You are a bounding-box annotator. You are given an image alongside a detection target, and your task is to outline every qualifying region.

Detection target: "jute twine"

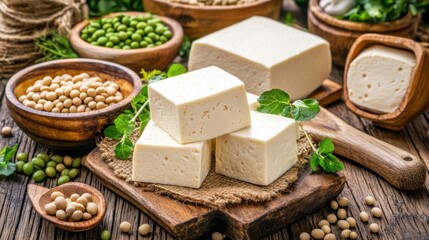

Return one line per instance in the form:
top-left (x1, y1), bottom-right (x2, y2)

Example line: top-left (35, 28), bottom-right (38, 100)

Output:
top-left (0, 0), bottom-right (88, 78)
top-left (98, 131), bottom-right (312, 209)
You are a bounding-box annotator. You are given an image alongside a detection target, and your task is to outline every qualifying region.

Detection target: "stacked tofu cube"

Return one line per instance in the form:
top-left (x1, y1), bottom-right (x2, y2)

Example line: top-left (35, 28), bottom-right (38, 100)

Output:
top-left (132, 66), bottom-right (298, 188)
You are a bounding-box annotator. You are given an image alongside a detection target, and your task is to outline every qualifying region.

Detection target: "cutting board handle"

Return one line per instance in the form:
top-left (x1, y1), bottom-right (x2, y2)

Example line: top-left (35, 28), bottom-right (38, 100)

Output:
top-left (303, 108), bottom-right (426, 191)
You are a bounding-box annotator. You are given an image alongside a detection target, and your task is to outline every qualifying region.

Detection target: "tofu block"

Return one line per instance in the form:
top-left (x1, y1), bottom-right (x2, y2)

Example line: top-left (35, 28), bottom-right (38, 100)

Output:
top-left (347, 45), bottom-right (416, 114)
top-left (215, 111), bottom-right (298, 186)
top-left (246, 92), bottom-right (260, 111)
top-left (188, 16), bottom-right (331, 100)
top-left (132, 121), bottom-right (211, 189)
top-left (149, 66), bottom-right (251, 144)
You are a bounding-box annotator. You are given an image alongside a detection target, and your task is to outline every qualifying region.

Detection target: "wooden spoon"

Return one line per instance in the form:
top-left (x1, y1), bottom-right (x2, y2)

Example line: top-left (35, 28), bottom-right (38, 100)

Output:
top-left (302, 107), bottom-right (427, 191)
top-left (27, 182), bottom-right (107, 231)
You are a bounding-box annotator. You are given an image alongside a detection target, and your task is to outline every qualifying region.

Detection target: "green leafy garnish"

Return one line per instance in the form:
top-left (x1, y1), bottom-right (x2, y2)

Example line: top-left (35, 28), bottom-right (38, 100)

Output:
top-left (284, 12), bottom-right (296, 26)
top-left (0, 144), bottom-right (18, 177)
top-left (179, 35), bottom-right (192, 58)
top-left (87, 0), bottom-right (143, 17)
top-left (35, 30), bottom-right (79, 63)
top-left (257, 89), bottom-right (344, 173)
top-left (339, 0), bottom-right (429, 23)
top-left (104, 64), bottom-right (187, 159)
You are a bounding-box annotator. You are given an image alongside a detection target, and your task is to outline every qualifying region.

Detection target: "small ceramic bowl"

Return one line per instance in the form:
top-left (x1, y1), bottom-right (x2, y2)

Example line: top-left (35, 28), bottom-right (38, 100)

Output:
top-left (5, 58), bottom-right (142, 150)
top-left (69, 12), bottom-right (183, 72)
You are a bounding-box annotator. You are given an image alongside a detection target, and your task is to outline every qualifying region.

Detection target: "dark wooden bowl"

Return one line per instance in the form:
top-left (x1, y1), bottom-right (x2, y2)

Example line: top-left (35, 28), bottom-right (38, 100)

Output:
top-left (343, 34), bottom-right (429, 130)
top-left (69, 12), bottom-right (183, 72)
top-left (308, 0), bottom-right (420, 66)
top-left (5, 59), bottom-right (142, 150)
top-left (143, 0), bottom-right (282, 39)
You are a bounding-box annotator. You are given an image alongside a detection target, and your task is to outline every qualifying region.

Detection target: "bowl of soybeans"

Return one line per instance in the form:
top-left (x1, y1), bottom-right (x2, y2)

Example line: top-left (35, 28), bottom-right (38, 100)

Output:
top-left (5, 58), bottom-right (142, 150)
top-left (69, 12), bottom-right (183, 72)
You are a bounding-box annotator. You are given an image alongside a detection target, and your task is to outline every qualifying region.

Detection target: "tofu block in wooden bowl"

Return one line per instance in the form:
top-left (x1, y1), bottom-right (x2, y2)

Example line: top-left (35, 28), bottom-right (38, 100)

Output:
top-left (188, 16), bottom-right (331, 100)
top-left (343, 34), bottom-right (429, 130)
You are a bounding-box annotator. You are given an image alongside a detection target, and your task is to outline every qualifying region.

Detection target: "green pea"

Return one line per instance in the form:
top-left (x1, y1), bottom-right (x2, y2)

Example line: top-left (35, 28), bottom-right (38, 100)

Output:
top-left (155, 41), bottom-right (162, 46)
top-left (72, 158), bottom-right (82, 168)
top-left (37, 153), bottom-right (50, 162)
top-left (82, 28), bottom-right (88, 34)
top-left (32, 170), bottom-right (46, 182)
top-left (129, 20), bottom-right (138, 28)
top-left (90, 22), bottom-right (101, 29)
top-left (97, 37), bottom-right (108, 46)
top-left (148, 32), bottom-right (158, 41)
top-left (159, 36), bottom-right (168, 43)
top-left (125, 39), bottom-right (132, 45)
top-left (140, 41), bottom-right (148, 47)
top-left (69, 169), bottom-right (80, 179)
top-left (81, 33), bottom-right (88, 40)
top-left (102, 23), bottom-right (112, 30)
top-left (45, 167), bottom-right (57, 178)
top-left (117, 24), bottom-right (127, 32)
top-left (147, 44), bottom-right (155, 48)
top-left (130, 41), bottom-right (139, 49)
top-left (131, 33), bottom-right (142, 42)
top-left (113, 22), bottom-right (121, 29)
top-left (121, 17), bottom-right (130, 25)
top-left (87, 27), bottom-right (96, 34)
top-left (91, 42), bottom-right (98, 46)
top-left (106, 28), bottom-right (114, 33)
top-left (113, 45), bottom-right (121, 49)
top-left (143, 37), bottom-right (153, 44)
top-left (126, 32), bottom-right (133, 38)
top-left (112, 17), bottom-right (120, 24)
top-left (51, 155), bottom-right (63, 163)
top-left (144, 26), bottom-right (153, 33)
top-left (122, 45), bottom-right (131, 50)
top-left (136, 15), bottom-right (145, 21)
top-left (101, 18), bottom-right (107, 24)
top-left (16, 161), bottom-right (25, 173)
top-left (32, 157), bottom-right (45, 169)
top-left (155, 26), bottom-right (165, 34)
top-left (163, 30), bottom-right (172, 38)
top-left (47, 161), bottom-right (57, 168)
top-left (119, 42), bottom-right (125, 47)
top-left (57, 175), bottom-right (70, 186)
top-left (129, 16), bottom-right (137, 22)
top-left (118, 31), bottom-right (128, 40)
top-left (101, 230), bottom-right (111, 240)
top-left (147, 19), bottom-right (158, 27)
top-left (136, 22), bottom-right (147, 30)
top-left (105, 42), bottom-right (113, 48)
top-left (109, 36), bottom-right (120, 44)
top-left (105, 32), bottom-right (114, 38)
top-left (105, 18), bottom-right (112, 23)
top-left (23, 163), bottom-right (33, 176)
top-left (61, 169), bottom-right (70, 176)
top-left (136, 29), bottom-right (144, 36)
top-left (92, 29), bottom-right (105, 39)
top-left (16, 152), bottom-right (28, 162)
top-left (87, 38), bottom-right (94, 42)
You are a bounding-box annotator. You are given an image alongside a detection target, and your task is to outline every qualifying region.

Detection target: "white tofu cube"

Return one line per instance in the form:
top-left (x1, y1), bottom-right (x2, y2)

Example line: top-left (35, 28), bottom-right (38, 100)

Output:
top-left (149, 66), bottom-right (251, 144)
top-left (246, 92), bottom-right (260, 111)
top-left (132, 121), bottom-right (211, 189)
top-left (215, 111), bottom-right (298, 186)
top-left (188, 16), bottom-right (331, 100)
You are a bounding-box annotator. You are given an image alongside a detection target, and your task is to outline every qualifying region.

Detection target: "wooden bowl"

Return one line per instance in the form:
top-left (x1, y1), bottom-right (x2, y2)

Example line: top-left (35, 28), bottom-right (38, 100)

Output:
top-left (5, 59), bottom-right (142, 150)
top-left (343, 34), bottom-right (429, 130)
top-left (143, 0), bottom-right (282, 39)
top-left (27, 182), bottom-right (107, 232)
top-left (308, 0), bottom-right (420, 66)
top-left (69, 12), bottom-right (183, 72)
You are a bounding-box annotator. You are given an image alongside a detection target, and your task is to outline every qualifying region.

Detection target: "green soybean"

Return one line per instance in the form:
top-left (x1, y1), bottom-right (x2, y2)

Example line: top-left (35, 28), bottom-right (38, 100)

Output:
top-left (45, 167), bottom-right (57, 178)
top-left (16, 161), bottom-right (25, 173)
top-left (32, 157), bottom-right (45, 169)
top-left (47, 161), bottom-right (57, 168)
top-left (23, 163), bottom-right (33, 175)
top-left (57, 175), bottom-right (70, 186)
top-left (69, 169), bottom-right (80, 179)
top-left (32, 170), bottom-right (46, 182)
top-left (37, 153), bottom-right (50, 162)
top-left (101, 230), bottom-right (111, 240)
top-left (72, 158), bottom-right (82, 168)
top-left (51, 155), bottom-right (63, 163)
top-left (16, 152), bottom-right (28, 162)
top-left (61, 169), bottom-right (70, 176)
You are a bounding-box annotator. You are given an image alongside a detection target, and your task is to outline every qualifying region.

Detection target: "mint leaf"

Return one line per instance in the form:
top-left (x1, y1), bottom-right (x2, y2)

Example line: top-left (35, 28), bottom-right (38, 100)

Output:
top-left (138, 112), bottom-right (150, 133)
top-left (311, 138), bottom-right (344, 173)
top-left (131, 91), bottom-right (147, 112)
top-left (257, 89), bottom-right (291, 115)
top-left (0, 162), bottom-right (16, 176)
top-left (114, 114), bottom-right (135, 136)
top-left (166, 63), bottom-right (187, 78)
top-left (318, 138), bottom-right (335, 154)
top-left (290, 99), bottom-right (320, 121)
top-left (104, 125), bottom-right (122, 140)
top-left (114, 138), bottom-right (134, 160)
top-left (310, 153), bottom-right (319, 172)
top-left (0, 144), bottom-right (18, 177)
top-left (319, 153), bottom-right (344, 173)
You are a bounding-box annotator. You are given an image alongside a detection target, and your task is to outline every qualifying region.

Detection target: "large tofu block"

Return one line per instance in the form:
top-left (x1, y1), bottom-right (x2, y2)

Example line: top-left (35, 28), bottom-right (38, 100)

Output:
top-left (215, 111), bottom-right (298, 186)
top-left (188, 16), bottom-right (331, 100)
top-left (132, 121), bottom-right (211, 189)
top-left (347, 45), bottom-right (416, 114)
top-left (149, 66), bottom-right (251, 144)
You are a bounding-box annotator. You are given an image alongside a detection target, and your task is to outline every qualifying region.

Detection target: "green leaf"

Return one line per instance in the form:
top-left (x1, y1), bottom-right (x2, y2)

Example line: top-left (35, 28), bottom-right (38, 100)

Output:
top-left (114, 114), bottom-right (135, 136)
top-left (290, 99), bottom-right (320, 121)
top-left (104, 125), bottom-right (123, 140)
top-left (131, 91), bottom-right (147, 112)
top-left (319, 153), bottom-right (344, 173)
top-left (318, 138), bottom-right (335, 154)
top-left (179, 35), bottom-right (192, 58)
top-left (310, 153), bottom-right (319, 171)
top-left (166, 64), bottom-right (187, 78)
top-left (114, 138), bottom-right (134, 160)
top-left (257, 89), bottom-right (291, 115)
top-left (0, 162), bottom-right (16, 177)
top-left (0, 144), bottom-right (18, 163)
top-left (284, 12), bottom-right (296, 26)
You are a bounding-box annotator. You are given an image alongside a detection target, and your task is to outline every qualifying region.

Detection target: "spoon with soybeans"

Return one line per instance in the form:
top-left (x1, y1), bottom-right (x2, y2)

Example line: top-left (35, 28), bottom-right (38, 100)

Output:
top-left (27, 182), bottom-right (106, 231)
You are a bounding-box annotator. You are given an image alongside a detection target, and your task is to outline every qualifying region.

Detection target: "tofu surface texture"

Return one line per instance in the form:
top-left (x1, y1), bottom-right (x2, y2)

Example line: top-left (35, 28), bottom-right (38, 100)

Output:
top-left (132, 121), bottom-right (211, 189)
top-left (188, 16), bottom-right (331, 100)
top-left (149, 66), bottom-right (251, 144)
top-left (347, 45), bottom-right (416, 114)
top-left (215, 111), bottom-right (298, 186)
top-left (246, 92), bottom-right (260, 111)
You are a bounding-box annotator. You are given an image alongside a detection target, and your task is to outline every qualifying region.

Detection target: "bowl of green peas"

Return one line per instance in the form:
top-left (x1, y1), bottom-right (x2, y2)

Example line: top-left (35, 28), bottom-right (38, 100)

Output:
top-left (70, 12), bottom-right (183, 72)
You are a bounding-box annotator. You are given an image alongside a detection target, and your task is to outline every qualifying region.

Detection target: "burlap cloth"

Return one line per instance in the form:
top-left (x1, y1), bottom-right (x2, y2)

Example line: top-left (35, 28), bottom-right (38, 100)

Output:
top-left (98, 131), bottom-right (312, 209)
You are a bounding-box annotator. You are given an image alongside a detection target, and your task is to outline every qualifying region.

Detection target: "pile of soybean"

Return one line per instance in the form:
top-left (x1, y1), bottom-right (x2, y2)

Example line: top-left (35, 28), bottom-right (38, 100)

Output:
top-left (15, 152), bottom-right (82, 185)
top-left (299, 196), bottom-right (383, 240)
top-left (45, 191), bottom-right (98, 221)
top-left (81, 14), bottom-right (173, 49)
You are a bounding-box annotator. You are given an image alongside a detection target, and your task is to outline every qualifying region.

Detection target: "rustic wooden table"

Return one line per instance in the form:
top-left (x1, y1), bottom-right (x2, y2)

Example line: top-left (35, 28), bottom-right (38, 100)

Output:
top-left (0, 2), bottom-right (428, 240)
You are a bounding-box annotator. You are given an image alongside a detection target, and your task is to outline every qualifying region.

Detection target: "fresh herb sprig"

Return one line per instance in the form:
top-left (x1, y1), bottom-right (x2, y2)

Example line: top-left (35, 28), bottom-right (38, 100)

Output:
top-left (257, 89), bottom-right (344, 173)
top-left (0, 144), bottom-right (18, 177)
top-left (35, 30), bottom-right (79, 63)
top-left (104, 64), bottom-right (187, 159)
top-left (87, 0), bottom-right (143, 17)
top-left (179, 36), bottom-right (192, 59)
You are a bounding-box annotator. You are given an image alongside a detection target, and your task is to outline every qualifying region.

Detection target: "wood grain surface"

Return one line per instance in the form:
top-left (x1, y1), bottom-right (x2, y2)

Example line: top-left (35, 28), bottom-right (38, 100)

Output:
top-left (0, 2), bottom-right (428, 240)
